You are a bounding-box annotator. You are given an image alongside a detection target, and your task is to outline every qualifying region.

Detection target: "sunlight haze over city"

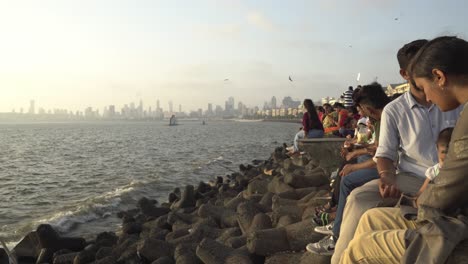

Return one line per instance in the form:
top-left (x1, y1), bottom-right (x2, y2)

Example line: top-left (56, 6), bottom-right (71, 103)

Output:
top-left (0, 0), bottom-right (467, 113)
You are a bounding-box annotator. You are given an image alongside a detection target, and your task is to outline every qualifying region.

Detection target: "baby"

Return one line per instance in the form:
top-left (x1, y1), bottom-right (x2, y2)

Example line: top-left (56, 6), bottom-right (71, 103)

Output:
top-left (417, 127), bottom-right (454, 195)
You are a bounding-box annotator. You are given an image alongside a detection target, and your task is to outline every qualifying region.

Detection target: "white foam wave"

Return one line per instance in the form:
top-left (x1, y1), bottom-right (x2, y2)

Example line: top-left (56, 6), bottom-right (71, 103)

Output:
top-left (35, 180), bottom-right (143, 233)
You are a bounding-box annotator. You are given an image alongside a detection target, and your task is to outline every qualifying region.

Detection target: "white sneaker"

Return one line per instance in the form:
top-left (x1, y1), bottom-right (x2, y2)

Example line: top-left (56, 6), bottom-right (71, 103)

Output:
top-left (314, 222), bottom-right (334, 235)
top-left (306, 235), bottom-right (336, 256)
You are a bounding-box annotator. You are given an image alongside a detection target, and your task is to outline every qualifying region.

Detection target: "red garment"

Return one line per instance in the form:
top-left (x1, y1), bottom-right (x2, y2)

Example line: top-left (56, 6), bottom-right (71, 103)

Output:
top-left (338, 109), bottom-right (349, 128)
top-left (302, 112), bottom-right (324, 133)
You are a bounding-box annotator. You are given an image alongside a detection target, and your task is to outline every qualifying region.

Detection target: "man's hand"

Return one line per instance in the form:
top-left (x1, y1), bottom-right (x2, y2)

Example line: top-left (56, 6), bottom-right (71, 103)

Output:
top-left (345, 152), bottom-right (355, 161)
top-left (366, 145), bottom-right (377, 156)
top-left (340, 148), bottom-right (349, 158)
top-left (379, 173), bottom-right (401, 198)
top-left (340, 164), bottom-right (356, 177)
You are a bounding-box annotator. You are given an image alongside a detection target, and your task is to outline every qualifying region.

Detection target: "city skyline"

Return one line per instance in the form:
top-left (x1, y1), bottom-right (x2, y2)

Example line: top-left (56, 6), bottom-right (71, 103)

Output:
top-left (5, 94), bottom-right (310, 117)
top-left (1, 1), bottom-right (467, 112)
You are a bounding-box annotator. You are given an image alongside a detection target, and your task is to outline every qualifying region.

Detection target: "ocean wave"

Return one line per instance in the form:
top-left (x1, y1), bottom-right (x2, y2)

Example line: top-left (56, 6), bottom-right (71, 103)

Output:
top-left (29, 180), bottom-right (144, 235)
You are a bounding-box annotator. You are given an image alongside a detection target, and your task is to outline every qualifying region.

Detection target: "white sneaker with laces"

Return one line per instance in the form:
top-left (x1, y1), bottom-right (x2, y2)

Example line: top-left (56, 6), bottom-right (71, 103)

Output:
top-left (314, 222), bottom-right (334, 235)
top-left (306, 235), bottom-right (336, 256)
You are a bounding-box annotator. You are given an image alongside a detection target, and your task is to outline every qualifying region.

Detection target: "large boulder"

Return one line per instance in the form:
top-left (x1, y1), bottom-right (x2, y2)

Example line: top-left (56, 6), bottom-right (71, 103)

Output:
top-left (137, 238), bottom-right (173, 263)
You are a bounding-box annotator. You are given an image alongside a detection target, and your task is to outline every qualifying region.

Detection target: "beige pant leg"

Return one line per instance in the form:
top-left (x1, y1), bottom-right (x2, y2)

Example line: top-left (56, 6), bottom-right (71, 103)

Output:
top-left (355, 207), bottom-right (418, 236)
top-left (332, 175), bottom-right (425, 264)
top-left (340, 230), bottom-right (406, 264)
top-left (331, 179), bottom-right (382, 264)
top-left (340, 208), bottom-right (417, 264)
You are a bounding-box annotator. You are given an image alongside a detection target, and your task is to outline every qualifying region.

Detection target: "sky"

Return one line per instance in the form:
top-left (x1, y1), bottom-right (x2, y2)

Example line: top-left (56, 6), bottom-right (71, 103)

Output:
top-left (0, 0), bottom-right (467, 113)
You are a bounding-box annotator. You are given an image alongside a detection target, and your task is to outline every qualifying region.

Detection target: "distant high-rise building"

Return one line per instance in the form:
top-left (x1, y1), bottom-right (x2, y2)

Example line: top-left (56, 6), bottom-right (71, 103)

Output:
top-left (156, 100), bottom-right (161, 112)
top-left (179, 104), bottom-right (182, 113)
top-left (138, 100), bottom-right (143, 116)
top-left (28, 100), bottom-right (35, 115)
top-left (228, 97), bottom-right (235, 109)
top-left (271, 96), bottom-right (277, 109)
top-left (215, 105), bottom-right (223, 116)
top-left (238, 102), bottom-right (245, 115)
top-left (225, 96), bottom-right (235, 115)
top-left (85, 107), bottom-right (93, 118)
top-left (207, 103), bottom-right (213, 116)
top-left (282, 96), bottom-right (301, 109)
top-left (169, 101), bottom-right (173, 113)
top-left (108, 105), bottom-right (116, 118)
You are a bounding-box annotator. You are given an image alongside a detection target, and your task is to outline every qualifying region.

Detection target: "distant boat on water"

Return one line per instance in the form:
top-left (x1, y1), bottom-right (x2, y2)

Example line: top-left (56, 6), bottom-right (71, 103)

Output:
top-left (169, 115), bottom-right (178, 126)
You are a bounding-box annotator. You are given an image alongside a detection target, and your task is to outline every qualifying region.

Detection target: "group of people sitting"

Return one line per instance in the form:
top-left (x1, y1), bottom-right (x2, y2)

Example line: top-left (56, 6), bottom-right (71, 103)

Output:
top-left (296, 36), bottom-right (468, 263)
top-left (290, 97), bottom-right (364, 154)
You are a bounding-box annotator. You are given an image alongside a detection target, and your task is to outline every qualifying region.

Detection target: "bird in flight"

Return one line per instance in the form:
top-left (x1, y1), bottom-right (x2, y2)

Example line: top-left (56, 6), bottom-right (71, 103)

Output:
top-left (224, 79), bottom-right (229, 81)
top-left (289, 76), bottom-right (293, 82)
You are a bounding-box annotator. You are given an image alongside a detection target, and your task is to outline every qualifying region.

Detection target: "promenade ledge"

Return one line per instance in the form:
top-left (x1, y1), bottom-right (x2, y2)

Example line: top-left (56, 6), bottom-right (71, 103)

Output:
top-left (299, 137), bottom-right (346, 175)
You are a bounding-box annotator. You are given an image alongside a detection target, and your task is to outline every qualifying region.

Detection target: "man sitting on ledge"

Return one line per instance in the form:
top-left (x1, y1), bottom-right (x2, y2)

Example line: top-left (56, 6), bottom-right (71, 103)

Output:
top-left (340, 36), bottom-right (468, 264)
top-left (331, 39), bottom-right (461, 264)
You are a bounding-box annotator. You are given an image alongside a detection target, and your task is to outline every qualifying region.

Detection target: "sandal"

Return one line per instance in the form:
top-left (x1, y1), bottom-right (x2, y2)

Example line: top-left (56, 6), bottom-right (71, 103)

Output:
top-left (313, 211), bottom-right (336, 226)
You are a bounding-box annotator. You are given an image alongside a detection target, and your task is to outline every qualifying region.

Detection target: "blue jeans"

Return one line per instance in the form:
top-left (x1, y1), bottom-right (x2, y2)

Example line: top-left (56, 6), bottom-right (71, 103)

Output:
top-left (293, 129), bottom-right (324, 152)
top-left (339, 127), bottom-right (355, 138)
top-left (332, 164), bottom-right (379, 237)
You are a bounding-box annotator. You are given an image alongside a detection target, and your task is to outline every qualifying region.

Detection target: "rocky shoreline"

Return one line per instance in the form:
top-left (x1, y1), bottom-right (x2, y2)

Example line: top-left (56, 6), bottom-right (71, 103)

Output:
top-left (7, 146), bottom-right (336, 264)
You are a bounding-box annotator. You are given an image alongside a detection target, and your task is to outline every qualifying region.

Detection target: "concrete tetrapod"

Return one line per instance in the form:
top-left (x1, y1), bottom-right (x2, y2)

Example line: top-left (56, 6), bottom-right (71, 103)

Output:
top-left (246, 219), bottom-right (323, 256)
top-left (283, 167), bottom-right (329, 188)
top-left (196, 238), bottom-right (253, 264)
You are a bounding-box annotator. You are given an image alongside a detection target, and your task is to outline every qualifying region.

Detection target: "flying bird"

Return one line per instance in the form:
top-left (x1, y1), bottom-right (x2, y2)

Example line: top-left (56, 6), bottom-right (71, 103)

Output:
top-left (394, 17), bottom-right (399, 21)
top-left (289, 76), bottom-right (293, 82)
top-left (224, 79), bottom-right (229, 81)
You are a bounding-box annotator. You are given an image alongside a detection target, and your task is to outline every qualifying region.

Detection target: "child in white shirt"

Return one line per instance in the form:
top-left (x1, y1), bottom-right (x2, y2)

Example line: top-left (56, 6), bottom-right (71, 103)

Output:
top-left (417, 127), bottom-right (454, 195)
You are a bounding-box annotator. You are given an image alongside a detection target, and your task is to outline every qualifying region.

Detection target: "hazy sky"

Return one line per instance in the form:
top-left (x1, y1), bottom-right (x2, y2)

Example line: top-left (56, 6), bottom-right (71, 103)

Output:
top-left (1, 0), bottom-right (467, 112)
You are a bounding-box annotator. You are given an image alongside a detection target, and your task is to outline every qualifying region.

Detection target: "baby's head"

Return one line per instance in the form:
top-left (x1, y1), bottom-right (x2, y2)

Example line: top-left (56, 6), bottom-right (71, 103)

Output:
top-left (436, 127), bottom-right (454, 167)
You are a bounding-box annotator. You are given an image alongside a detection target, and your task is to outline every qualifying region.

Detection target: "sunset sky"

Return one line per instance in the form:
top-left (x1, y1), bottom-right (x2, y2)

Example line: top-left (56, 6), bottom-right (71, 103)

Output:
top-left (1, 0), bottom-right (467, 112)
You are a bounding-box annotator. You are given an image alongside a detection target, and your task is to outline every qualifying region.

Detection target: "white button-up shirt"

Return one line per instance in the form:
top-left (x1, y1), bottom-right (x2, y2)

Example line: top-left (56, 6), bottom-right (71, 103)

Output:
top-left (375, 91), bottom-right (461, 178)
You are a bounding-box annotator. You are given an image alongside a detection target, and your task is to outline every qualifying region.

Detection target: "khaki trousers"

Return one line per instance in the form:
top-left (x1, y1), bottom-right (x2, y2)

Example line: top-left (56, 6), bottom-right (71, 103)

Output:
top-left (340, 208), bottom-right (418, 264)
top-left (331, 174), bottom-right (425, 264)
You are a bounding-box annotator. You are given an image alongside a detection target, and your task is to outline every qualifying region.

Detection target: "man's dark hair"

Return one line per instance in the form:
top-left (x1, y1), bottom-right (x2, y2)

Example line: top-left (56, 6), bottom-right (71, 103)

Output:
top-left (352, 87), bottom-right (361, 102)
top-left (397, 39), bottom-right (428, 70)
top-left (348, 86), bottom-right (353, 91)
top-left (316, 106), bottom-right (325, 113)
top-left (354, 82), bottom-right (390, 110)
top-left (437, 127), bottom-right (454, 148)
top-left (333, 102), bottom-right (345, 109)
